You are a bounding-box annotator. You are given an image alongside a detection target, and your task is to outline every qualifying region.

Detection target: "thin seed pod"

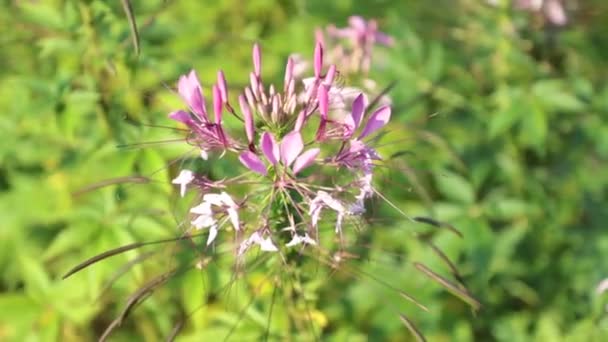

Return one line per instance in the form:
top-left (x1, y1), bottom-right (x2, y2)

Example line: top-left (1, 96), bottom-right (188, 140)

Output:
top-left (71, 176), bottom-right (150, 197)
top-left (97, 251), bottom-right (158, 300)
top-left (120, 0), bottom-right (140, 55)
top-left (99, 318), bottom-right (121, 342)
top-left (414, 262), bottom-right (481, 311)
top-left (413, 216), bottom-right (463, 238)
top-left (426, 241), bottom-right (467, 288)
top-left (399, 314), bottom-right (426, 342)
top-left (62, 233), bottom-right (206, 279)
top-left (117, 269), bottom-right (177, 324)
top-left (399, 291), bottom-right (429, 312)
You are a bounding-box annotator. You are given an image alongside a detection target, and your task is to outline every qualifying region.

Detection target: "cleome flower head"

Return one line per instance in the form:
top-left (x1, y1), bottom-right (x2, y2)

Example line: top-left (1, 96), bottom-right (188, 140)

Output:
top-left (164, 39), bottom-right (394, 261)
top-left (64, 19), bottom-right (480, 341)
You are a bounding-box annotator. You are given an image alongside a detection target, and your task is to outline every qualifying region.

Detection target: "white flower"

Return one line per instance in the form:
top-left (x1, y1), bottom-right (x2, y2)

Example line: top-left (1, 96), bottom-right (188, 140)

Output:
top-left (597, 278), bottom-right (608, 295)
top-left (190, 191), bottom-right (240, 246)
top-left (202, 192), bottom-right (240, 231)
top-left (172, 170), bottom-right (195, 197)
top-left (310, 191), bottom-right (347, 233)
top-left (237, 231), bottom-right (278, 256)
top-left (286, 233), bottom-right (317, 247)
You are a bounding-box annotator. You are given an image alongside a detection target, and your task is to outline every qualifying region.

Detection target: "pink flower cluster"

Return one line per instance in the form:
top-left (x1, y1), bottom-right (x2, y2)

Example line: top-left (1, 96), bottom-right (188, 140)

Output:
top-left (169, 38), bottom-right (392, 257)
top-left (318, 15), bottom-right (394, 75)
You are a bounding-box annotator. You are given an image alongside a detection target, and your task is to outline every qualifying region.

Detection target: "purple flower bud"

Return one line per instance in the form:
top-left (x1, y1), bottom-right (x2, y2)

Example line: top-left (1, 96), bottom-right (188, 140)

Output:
top-left (261, 132), bottom-right (279, 165)
top-left (280, 131), bottom-right (304, 167)
top-left (359, 105), bottom-right (391, 139)
top-left (295, 110), bottom-right (306, 132)
top-left (244, 86), bottom-right (256, 110)
top-left (287, 79), bottom-right (295, 98)
top-left (324, 65), bottom-right (337, 85)
top-left (250, 72), bottom-right (260, 99)
top-left (318, 84), bottom-right (329, 119)
top-left (253, 43), bottom-right (262, 78)
top-left (314, 41), bottom-right (323, 79)
top-left (217, 70), bottom-right (229, 104)
top-left (271, 95), bottom-right (279, 120)
top-left (284, 57), bottom-right (294, 88)
top-left (212, 84), bottom-right (222, 124)
top-left (315, 27), bottom-right (325, 47)
top-left (239, 95), bottom-right (254, 144)
top-left (239, 151), bottom-right (267, 176)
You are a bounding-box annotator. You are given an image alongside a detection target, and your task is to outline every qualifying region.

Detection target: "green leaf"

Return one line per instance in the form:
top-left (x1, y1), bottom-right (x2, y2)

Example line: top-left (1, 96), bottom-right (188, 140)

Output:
top-left (533, 79), bottom-right (585, 112)
top-left (435, 170), bottom-right (475, 204)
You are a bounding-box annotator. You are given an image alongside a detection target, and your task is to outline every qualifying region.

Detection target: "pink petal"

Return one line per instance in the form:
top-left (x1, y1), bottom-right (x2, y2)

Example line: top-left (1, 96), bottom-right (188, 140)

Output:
top-left (294, 110), bottom-right (306, 132)
top-left (293, 148), bottom-right (320, 174)
top-left (545, 0), bottom-right (567, 26)
top-left (168, 110), bottom-right (192, 125)
top-left (318, 85), bottom-right (329, 119)
top-left (359, 105), bottom-right (391, 139)
top-left (212, 84), bottom-right (222, 124)
top-left (324, 65), bottom-right (336, 85)
top-left (178, 70), bottom-right (207, 118)
top-left (217, 70), bottom-right (229, 103)
top-left (315, 27), bottom-right (325, 46)
top-left (344, 93), bottom-right (365, 133)
top-left (375, 31), bottom-right (394, 46)
top-left (239, 95), bottom-right (254, 144)
top-left (261, 132), bottom-right (279, 165)
top-left (280, 131), bottom-right (303, 167)
top-left (253, 43), bottom-right (262, 78)
top-left (249, 72), bottom-right (260, 98)
top-left (348, 16), bottom-right (367, 31)
top-left (284, 57), bottom-right (294, 86)
top-left (314, 41), bottom-right (323, 79)
top-left (239, 151), bottom-right (267, 175)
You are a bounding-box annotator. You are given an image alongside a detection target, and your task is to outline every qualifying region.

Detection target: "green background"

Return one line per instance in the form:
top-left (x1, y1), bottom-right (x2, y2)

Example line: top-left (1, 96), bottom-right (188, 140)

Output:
top-left (1, 0), bottom-right (608, 340)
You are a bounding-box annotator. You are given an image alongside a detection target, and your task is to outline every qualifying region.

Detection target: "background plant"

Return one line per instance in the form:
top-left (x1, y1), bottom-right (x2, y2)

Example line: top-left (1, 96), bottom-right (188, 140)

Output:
top-left (1, 0), bottom-right (608, 341)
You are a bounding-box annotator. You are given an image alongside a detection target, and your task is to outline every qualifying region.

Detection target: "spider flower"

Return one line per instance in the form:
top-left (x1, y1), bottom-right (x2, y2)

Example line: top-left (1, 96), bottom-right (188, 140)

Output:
top-left (167, 40), bottom-right (393, 259)
top-left (321, 15), bottom-right (394, 75)
top-left (64, 31), bottom-right (478, 342)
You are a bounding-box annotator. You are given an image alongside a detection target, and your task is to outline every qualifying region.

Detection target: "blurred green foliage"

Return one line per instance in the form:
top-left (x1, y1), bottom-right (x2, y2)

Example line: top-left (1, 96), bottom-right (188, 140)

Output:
top-left (1, 0), bottom-right (608, 341)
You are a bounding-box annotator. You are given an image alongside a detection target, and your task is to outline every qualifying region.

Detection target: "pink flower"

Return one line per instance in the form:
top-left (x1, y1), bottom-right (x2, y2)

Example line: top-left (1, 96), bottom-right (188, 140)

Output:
top-left (329, 16), bottom-right (394, 47)
top-left (169, 72), bottom-right (233, 153)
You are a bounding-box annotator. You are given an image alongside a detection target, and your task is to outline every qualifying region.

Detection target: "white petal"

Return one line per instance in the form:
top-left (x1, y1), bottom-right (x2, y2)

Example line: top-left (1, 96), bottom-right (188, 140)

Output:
top-left (190, 202), bottom-right (212, 215)
top-left (286, 235), bottom-right (303, 247)
top-left (219, 192), bottom-right (237, 208)
top-left (206, 225), bottom-right (218, 245)
top-left (238, 232), bottom-right (261, 256)
top-left (191, 214), bottom-right (216, 229)
top-left (259, 237), bottom-right (278, 252)
top-left (172, 170), bottom-right (195, 197)
top-left (302, 234), bottom-right (317, 245)
top-left (227, 208), bottom-right (239, 231)
top-left (202, 193), bottom-right (223, 206)
top-left (286, 234), bottom-right (316, 247)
